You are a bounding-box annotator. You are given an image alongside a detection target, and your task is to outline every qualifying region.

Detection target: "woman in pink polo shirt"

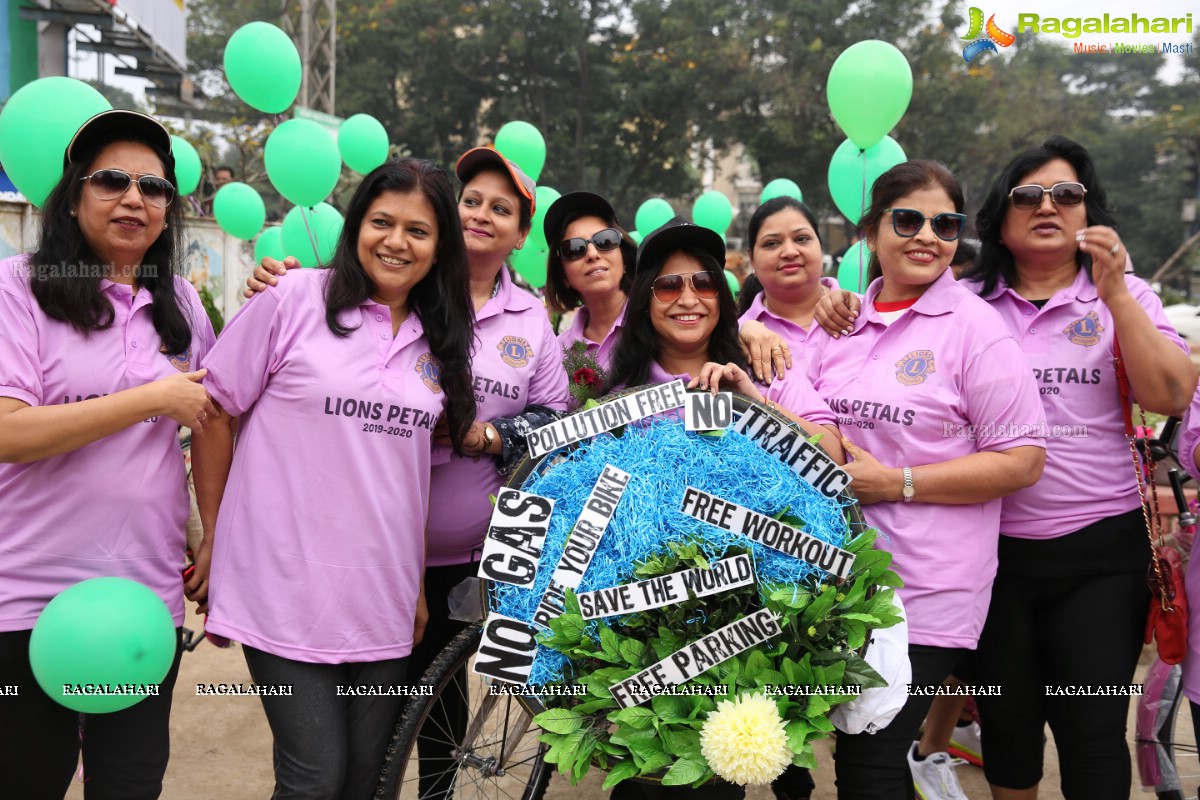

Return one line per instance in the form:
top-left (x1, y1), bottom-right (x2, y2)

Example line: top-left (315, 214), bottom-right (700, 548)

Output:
top-left (737, 197), bottom-right (839, 375)
top-left (804, 160), bottom-right (1047, 798)
top-left (960, 136), bottom-right (1195, 800)
top-left (194, 158), bottom-right (478, 798)
top-left (0, 110), bottom-right (216, 798)
top-left (543, 191), bottom-right (635, 373)
top-left (605, 215), bottom-right (840, 456)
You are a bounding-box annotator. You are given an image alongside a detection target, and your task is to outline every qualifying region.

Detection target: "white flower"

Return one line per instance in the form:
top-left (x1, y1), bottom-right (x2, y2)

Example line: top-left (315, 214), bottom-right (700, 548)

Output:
top-left (699, 692), bottom-right (792, 785)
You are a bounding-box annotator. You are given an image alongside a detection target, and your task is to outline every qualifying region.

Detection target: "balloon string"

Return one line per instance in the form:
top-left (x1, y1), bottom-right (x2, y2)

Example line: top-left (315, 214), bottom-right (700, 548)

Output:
top-left (859, 150), bottom-right (868, 292)
top-left (298, 206), bottom-right (321, 265)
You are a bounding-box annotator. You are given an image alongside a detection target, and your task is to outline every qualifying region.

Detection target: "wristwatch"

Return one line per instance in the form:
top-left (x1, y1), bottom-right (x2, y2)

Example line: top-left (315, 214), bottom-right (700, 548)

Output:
top-left (901, 467), bottom-right (915, 503)
top-left (482, 423), bottom-right (497, 453)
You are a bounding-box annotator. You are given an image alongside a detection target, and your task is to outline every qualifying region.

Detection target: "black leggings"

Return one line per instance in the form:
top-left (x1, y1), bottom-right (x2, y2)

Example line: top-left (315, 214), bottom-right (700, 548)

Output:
top-left (973, 510), bottom-right (1150, 798)
top-left (0, 627), bottom-right (184, 800)
top-left (242, 646), bottom-right (409, 800)
top-left (833, 643), bottom-right (967, 800)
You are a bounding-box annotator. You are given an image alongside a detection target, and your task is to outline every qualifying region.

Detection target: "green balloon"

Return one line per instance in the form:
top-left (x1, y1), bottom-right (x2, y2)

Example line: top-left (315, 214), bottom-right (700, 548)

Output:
top-left (265, 119), bottom-right (342, 207)
top-left (760, 178), bottom-right (803, 204)
top-left (510, 242), bottom-right (549, 288)
top-left (826, 40), bottom-right (913, 150)
top-left (692, 190), bottom-right (733, 235)
top-left (527, 185), bottom-right (561, 251)
top-left (494, 121), bottom-right (546, 182)
top-left (836, 240), bottom-right (872, 292)
top-left (635, 198), bottom-right (674, 237)
top-left (0, 78), bottom-right (111, 207)
top-left (282, 203), bottom-right (344, 267)
top-left (338, 114), bottom-right (389, 174)
top-left (170, 136), bottom-right (202, 196)
top-left (254, 226), bottom-right (285, 264)
top-left (827, 136), bottom-right (907, 225)
top-left (724, 269), bottom-right (740, 297)
top-left (223, 22), bottom-right (302, 114)
top-left (30, 577), bottom-right (175, 713)
top-left (213, 182), bottom-right (267, 240)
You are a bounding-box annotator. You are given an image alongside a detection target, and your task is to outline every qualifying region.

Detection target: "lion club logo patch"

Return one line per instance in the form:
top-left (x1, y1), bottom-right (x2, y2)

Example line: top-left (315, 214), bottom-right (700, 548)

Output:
top-left (498, 336), bottom-right (533, 368)
top-left (1063, 311), bottom-right (1104, 347)
top-left (161, 344), bottom-right (192, 372)
top-left (415, 353), bottom-right (443, 394)
top-left (895, 350), bottom-right (936, 386)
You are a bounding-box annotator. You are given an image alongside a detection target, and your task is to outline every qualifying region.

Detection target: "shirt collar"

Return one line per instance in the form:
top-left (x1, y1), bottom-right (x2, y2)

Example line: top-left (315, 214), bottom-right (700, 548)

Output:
top-left (856, 267), bottom-right (962, 332)
top-left (977, 266), bottom-right (1094, 305)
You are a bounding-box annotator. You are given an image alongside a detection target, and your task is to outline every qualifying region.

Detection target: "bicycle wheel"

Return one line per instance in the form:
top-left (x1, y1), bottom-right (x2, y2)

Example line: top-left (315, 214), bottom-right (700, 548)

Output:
top-left (377, 622), bottom-right (552, 800)
top-left (1137, 658), bottom-right (1200, 800)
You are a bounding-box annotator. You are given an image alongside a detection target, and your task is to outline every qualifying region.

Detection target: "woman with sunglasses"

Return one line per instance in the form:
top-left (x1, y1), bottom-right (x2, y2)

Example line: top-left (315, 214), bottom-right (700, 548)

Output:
top-left (605, 216), bottom-right (840, 456)
top-left (0, 110), bottom-right (217, 798)
top-left (544, 192), bottom-right (793, 386)
top-left (962, 137), bottom-right (1192, 800)
top-left (193, 158), bottom-right (478, 798)
top-left (802, 160), bottom-right (1047, 798)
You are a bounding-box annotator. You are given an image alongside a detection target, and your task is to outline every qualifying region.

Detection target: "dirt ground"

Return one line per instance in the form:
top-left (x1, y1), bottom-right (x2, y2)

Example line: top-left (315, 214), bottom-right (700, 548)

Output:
top-left (64, 602), bottom-right (1165, 799)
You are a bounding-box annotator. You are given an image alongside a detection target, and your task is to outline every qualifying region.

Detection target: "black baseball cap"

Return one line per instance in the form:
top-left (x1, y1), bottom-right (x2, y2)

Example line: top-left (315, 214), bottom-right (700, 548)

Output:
top-left (542, 191), bottom-right (619, 244)
top-left (65, 110), bottom-right (174, 169)
top-left (636, 215), bottom-right (726, 273)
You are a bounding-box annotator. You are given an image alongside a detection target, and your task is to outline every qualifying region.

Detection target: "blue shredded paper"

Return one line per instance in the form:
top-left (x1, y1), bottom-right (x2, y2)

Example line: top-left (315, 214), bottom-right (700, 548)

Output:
top-left (490, 414), bottom-right (854, 686)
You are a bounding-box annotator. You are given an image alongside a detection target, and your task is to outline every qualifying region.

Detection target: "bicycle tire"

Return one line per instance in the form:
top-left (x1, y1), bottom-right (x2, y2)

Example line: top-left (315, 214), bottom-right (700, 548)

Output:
top-left (376, 622), bottom-right (552, 800)
top-left (1137, 658), bottom-right (1200, 800)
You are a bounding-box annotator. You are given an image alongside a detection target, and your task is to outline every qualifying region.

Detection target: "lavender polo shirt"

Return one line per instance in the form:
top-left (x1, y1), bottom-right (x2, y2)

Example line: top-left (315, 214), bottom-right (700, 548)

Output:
top-left (203, 270), bottom-right (445, 662)
top-left (736, 276), bottom-right (840, 365)
top-left (805, 268), bottom-right (1046, 649)
top-left (557, 301), bottom-right (627, 370)
top-left (975, 270), bottom-right (1188, 539)
top-left (0, 254), bottom-right (215, 630)
top-left (1178, 389), bottom-right (1200, 703)
top-left (425, 268), bottom-right (569, 567)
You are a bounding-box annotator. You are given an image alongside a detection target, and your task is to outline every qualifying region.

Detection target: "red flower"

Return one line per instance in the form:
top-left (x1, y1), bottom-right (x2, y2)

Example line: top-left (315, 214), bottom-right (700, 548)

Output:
top-left (573, 367), bottom-right (599, 387)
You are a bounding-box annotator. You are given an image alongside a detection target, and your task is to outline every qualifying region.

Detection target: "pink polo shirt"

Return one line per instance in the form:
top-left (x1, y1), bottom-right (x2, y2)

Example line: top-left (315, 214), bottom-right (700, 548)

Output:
top-left (1177, 389), bottom-right (1200, 703)
top-left (202, 269), bottom-right (445, 662)
top-left (975, 270), bottom-right (1188, 539)
top-left (425, 269), bottom-right (569, 567)
top-left (806, 268), bottom-right (1046, 649)
top-left (0, 254), bottom-right (215, 631)
top-left (557, 301), bottom-right (627, 370)
top-left (737, 277), bottom-right (839, 365)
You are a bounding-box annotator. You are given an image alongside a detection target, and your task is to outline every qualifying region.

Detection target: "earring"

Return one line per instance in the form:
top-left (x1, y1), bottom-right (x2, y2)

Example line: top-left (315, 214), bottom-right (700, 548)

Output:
top-left (163, 222), bottom-right (169, 229)
top-left (70, 210), bottom-right (77, 217)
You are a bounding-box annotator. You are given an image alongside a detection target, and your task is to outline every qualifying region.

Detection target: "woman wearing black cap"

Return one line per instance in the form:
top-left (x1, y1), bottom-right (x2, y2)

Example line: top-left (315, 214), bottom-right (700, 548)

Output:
top-left (0, 110), bottom-right (217, 798)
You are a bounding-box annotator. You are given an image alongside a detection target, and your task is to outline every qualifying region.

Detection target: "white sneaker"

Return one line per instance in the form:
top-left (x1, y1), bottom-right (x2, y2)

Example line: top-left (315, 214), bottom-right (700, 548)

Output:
top-left (908, 742), bottom-right (969, 800)
top-left (948, 721), bottom-right (983, 767)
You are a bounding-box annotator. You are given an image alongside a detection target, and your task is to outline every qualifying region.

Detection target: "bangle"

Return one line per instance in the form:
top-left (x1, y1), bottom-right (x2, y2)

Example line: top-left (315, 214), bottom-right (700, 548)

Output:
top-left (482, 423), bottom-right (496, 453)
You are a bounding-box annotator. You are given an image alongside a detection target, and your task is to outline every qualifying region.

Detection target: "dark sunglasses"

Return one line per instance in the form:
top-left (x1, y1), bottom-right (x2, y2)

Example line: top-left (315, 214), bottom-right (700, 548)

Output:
top-left (559, 228), bottom-right (622, 262)
top-left (651, 271), bottom-right (720, 304)
top-left (80, 168), bottom-right (175, 208)
top-left (884, 208), bottom-right (967, 242)
top-left (1008, 181), bottom-right (1087, 210)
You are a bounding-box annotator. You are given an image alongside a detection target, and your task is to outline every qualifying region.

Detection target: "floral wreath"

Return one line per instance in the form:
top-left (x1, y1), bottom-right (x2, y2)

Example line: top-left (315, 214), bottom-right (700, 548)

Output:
top-left (482, 390), bottom-right (902, 787)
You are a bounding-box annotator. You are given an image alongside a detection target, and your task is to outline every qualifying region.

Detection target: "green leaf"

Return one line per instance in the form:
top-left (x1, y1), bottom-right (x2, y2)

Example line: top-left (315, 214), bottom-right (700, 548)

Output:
top-left (785, 719), bottom-right (813, 753)
top-left (661, 757), bottom-right (708, 786)
top-left (842, 652), bottom-right (886, 690)
top-left (601, 760), bottom-right (640, 789)
top-left (651, 694), bottom-right (689, 723)
top-left (573, 696), bottom-right (619, 715)
top-left (572, 732), bottom-right (598, 781)
top-left (534, 708), bottom-right (584, 734)
top-left (610, 705), bottom-right (658, 729)
top-left (663, 729), bottom-right (703, 760)
top-left (610, 724), bottom-right (659, 748)
top-left (636, 750), bottom-right (675, 775)
top-left (597, 627), bottom-right (623, 664)
top-left (618, 637), bottom-right (647, 666)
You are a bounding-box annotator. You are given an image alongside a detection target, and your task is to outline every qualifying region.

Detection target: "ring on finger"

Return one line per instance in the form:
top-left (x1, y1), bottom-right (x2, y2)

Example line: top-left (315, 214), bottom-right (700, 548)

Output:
top-left (1109, 242), bottom-right (1120, 256)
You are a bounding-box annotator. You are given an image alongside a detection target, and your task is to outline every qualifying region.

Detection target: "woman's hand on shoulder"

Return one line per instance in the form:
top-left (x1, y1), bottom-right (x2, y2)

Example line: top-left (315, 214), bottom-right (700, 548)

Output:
top-left (152, 370), bottom-right (219, 431)
top-left (689, 362), bottom-right (760, 399)
top-left (814, 289), bottom-right (860, 338)
top-left (243, 256), bottom-right (301, 298)
top-left (1075, 226), bottom-right (1129, 305)
top-left (738, 320), bottom-right (790, 384)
